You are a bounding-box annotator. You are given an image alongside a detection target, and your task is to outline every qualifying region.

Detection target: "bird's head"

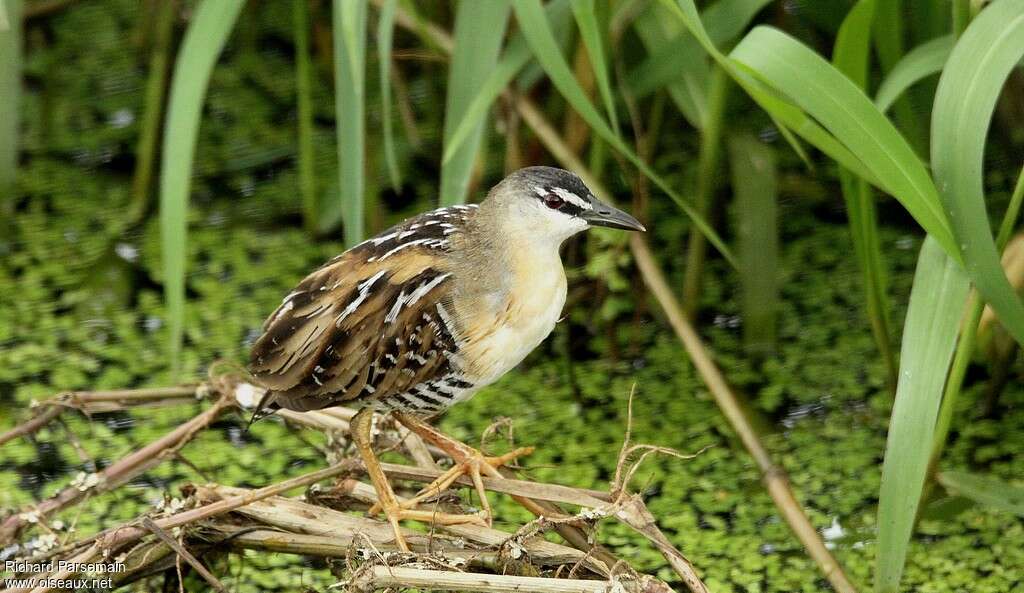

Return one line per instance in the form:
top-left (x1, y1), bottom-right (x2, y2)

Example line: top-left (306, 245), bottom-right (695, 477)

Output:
top-left (483, 166), bottom-right (645, 244)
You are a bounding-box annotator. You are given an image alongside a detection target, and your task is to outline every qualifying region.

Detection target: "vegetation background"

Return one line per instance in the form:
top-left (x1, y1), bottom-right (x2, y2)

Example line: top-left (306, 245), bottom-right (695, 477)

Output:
top-left (1, 0), bottom-right (1023, 591)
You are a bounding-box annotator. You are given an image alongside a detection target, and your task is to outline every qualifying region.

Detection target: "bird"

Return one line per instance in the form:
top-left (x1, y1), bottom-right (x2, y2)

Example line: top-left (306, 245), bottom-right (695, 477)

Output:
top-left (248, 166), bottom-right (645, 551)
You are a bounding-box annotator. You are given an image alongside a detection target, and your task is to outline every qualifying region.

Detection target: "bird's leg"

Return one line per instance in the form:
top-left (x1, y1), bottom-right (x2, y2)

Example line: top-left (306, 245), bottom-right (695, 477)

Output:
top-left (350, 408), bottom-right (488, 552)
top-left (351, 407), bottom-right (411, 552)
top-left (382, 411), bottom-right (534, 525)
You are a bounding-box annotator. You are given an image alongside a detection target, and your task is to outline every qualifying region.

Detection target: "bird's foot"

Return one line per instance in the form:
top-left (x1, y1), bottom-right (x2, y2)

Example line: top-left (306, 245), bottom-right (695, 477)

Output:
top-left (369, 483), bottom-right (493, 552)
top-left (370, 446), bottom-right (534, 526)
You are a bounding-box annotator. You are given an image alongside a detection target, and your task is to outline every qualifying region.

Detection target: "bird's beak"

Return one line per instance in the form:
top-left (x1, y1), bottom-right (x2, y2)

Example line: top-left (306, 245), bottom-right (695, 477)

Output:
top-left (583, 197), bottom-right (646, 232)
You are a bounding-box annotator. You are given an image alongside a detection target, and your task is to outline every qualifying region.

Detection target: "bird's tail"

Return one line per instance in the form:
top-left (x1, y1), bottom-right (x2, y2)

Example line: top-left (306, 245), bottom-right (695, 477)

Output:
top-left (245, 390), bottom-right (280, 432)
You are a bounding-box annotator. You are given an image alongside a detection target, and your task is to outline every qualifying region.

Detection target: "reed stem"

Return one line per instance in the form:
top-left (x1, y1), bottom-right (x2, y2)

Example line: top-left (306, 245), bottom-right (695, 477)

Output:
top-left (681, 65), bottom-right (729, 318)
top-left (129, 0), bottom-right (176, 223)
top-left (294, 0), bottom-right (317, 234)
top-left (0, 0), bottom-right (22, 220)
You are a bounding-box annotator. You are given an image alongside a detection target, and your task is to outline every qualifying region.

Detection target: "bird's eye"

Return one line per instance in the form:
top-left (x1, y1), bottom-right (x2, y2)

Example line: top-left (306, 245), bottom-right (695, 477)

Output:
top-left (544, 195), bottom-right (565, 210)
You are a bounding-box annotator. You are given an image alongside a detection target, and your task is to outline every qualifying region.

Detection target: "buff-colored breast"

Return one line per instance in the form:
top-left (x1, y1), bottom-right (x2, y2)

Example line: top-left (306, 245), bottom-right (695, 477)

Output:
top-left (453, 245), bottom-right (567, 387)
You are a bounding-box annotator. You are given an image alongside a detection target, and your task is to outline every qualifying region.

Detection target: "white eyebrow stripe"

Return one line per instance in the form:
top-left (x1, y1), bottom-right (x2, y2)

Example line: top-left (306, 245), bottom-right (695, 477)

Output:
top-left (552, 187), bottom-right (592, 210)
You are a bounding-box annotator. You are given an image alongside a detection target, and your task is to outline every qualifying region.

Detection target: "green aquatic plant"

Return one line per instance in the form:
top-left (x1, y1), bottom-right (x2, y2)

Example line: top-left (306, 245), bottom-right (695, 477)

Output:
top-left (159, 0), bottom-right (245, 376)
top-left (0, 0), bottom-right (21, 215)
top-left (438, 0), bottom-right (510, 205)
top-left (332, 0), bottom-right (366, 247)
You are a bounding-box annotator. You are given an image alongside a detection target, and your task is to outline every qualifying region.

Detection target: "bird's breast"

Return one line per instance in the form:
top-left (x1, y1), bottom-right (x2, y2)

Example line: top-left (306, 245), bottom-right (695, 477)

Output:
top-left (455, 251), bottom-right (567, 386)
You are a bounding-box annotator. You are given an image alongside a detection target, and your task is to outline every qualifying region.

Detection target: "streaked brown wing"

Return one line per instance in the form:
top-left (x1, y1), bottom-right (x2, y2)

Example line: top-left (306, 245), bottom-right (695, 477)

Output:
top-left (249, 207), bottom-right (473, 412)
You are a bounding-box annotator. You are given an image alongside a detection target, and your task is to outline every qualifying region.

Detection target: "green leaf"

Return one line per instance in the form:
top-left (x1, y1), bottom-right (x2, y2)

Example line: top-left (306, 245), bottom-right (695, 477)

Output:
top-left (931, 0), bottom-right (1024, 346)
top-left (731, 135), bottom-right (778, 355)
top-left (333, 0), bottom-right (367, 246)
top-left (872, 0), bottom-right (928, 153)
top-left (730, 26), bottom-right (959, 259)
top-left (655, 0), bottom-right (881, 185)
top-left (512, 0), bottom-right (737, 267)
top-left (439, 0), bottom-right (511, 205)
top-left (833, 0), bottom-right (897, 387)
top-left (0, 0), bottom-right (21, 206)
top-left (937, 471), bottom-right (1024, 517)
top-left (377, 0), bottom-right (402, 191)
top-left (875, 35), bottom-right (953, 113)
top-left (294, 0), bottom-right (318, 233)
top-left (833, 0), bottom-right (876, 88)
top-left (442, 0), bottom-right (572, 168)
top-left (629, 0), bottom-right (772, 112)
top-left (131, 0), bottom-right (177, 222)
top-left (631, 3), bottom-right (710, 128)
top-left (876, 237), bottom-right (970, 593)
top-left (570, 0), bottom-right (619, 135)
top-left (159, 0), bottom-right (245, 373)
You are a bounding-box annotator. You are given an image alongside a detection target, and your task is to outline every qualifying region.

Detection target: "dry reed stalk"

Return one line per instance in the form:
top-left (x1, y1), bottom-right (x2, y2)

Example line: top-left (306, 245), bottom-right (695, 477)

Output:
top-left (0, 393), bottom-right (233, 546)
top-left (0, 385), bottom-right (202, 448)
top-left (348, 566), bottom-right (641, 593)
top-left (255, 401), bottom-right (446, 462)
top-left (141, 517), bottom-right (228, 593)
top-left (0, 406), bottom-right (63, 448)
top-left (95, 460), bottom-right (359, 552)
top-left (336, 468), bottom-right (698, 592)
top-left (1, 463), bottom-right (361, 591)
top-left (3, 396), bottom-right (698, 592)
top-left (205, 483), bottom-right (601, 571)
top-left (372, 462), bottom-right (612, 506)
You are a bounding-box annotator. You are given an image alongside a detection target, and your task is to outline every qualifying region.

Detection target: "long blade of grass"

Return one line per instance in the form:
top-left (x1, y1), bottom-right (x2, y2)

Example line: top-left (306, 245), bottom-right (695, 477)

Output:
top-left (630, 0), bottom-right (771, 131)
top-left (875, 35), bottom-right (953, 113)
top-left (930, 0), bottom-right (1024, 346)
top-left (952, 0), bottom-right (973, 36)
top-left (570, 0), bottom-right (619, 135)
top-left (438, 0), bottom-right (511, 205)
top-left (833, 0), bottom-right (876, 112)
top-left (159, 0), bottom-right (245, 373)
top-left (441, 0), bottom-right (572, 167)
top-left (517, 0), bottom-right (575, 91)
top-left (731, 135), bottom-right (777, 355)
top-left (333, 0), bottom-right (367, 245)
top-left (377, 0), bottom-right (401, 191)
top-left (631, 5), bottom-right (709, 129)
top-left (628, 0), bottom-right (772, 101)
top-left (833, 0), bottom-right (897, 388)
top-left (0, 0), bottom-right (21, 211)
top-left (681, 65), bottom-right (729, 316)
top-left (929, 163), bottom-right (1024, 482)
top-left (130, 0), bottom-right (176, 223)
top-left (294, 0), bottom-right (317, 233)
top-left (656, 0), bottom-right (958, 258)
top-left (936, 471), bottom-right (1024, 517)
top-left (512, 0), bottom-right (737, 267)
top-left (875, 236), bottom-right (970, 593)
top-left (654, 0), bottom-right (881, 188)
top-left (729, 27), bottom-right (958, 259)
top-left (872, 0), bottom-right (927, 153)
